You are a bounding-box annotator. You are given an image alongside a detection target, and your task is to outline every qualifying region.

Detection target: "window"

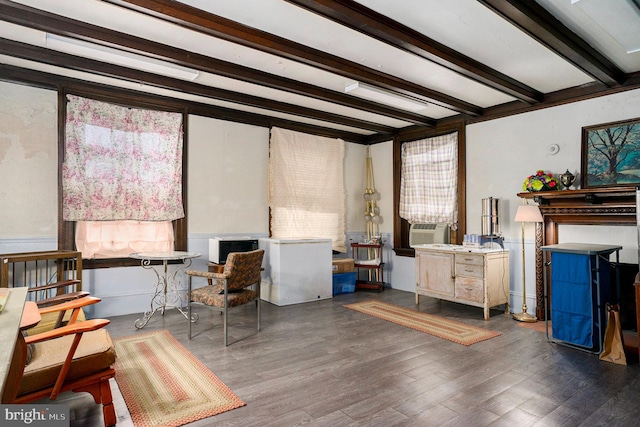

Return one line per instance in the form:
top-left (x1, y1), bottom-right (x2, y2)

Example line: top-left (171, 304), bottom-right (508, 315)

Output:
top-left (400, 132), bottom-right (458, 227)
top-left (393, 122), bottom-right (466, 256)
top-left (269, 127), bottom-right (346, 252)
top-left (60, 94), bottom-right (186, 263)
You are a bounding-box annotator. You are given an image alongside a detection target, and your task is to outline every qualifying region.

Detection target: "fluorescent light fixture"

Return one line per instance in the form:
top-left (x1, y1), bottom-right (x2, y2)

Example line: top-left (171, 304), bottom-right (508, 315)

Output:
top-left (45, 34), bottom-right (200, 81)
top-left (344, 82), bottom-right (428, 112)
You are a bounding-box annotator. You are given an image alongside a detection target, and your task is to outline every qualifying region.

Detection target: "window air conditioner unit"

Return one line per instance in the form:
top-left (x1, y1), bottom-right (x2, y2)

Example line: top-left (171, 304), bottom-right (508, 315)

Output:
top-left (409, 223), bottom-right (450, 247)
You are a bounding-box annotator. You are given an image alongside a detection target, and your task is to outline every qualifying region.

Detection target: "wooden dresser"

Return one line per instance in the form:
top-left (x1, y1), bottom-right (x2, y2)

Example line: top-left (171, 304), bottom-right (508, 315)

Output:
top-left (414, 244), bottom-right (510, 320)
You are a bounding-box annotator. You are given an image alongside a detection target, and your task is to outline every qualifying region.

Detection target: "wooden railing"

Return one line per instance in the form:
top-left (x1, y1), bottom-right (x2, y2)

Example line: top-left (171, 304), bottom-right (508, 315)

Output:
top-left (0, 250), bottom-right (82, 304)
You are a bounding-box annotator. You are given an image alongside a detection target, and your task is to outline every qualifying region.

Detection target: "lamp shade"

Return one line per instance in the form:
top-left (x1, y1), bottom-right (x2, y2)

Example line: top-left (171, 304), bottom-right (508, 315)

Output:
top-left (514, 205), bottom-right (543, 223)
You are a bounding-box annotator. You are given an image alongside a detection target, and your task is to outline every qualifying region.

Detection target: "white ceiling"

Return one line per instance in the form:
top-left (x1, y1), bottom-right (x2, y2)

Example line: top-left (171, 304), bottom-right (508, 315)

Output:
top-left (1, 0), bottom-right (639, 141)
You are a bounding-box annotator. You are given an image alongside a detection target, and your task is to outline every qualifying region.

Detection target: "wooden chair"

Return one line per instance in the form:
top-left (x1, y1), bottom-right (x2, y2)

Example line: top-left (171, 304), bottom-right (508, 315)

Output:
top-left (2, 296), bottom-right (117, 427)
top-left (186, 249), bottom-right (264, 346)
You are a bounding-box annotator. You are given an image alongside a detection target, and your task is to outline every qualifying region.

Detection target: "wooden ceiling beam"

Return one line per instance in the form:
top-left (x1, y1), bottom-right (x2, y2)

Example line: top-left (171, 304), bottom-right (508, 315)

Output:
top-left (0, 63), bottom-right (370, 143)
top-left (285, 0), bottom-right (542, 104)
top-left (0, 38), bottom-right (394, 134)
top-left (479, 0), bottom-right (626, 86)
top-left (102, 0), bottom-right (483, 116)
top-left (0, 0), bottom-right (433, 127)
top-left (470, 71), bottom-right (640, 125)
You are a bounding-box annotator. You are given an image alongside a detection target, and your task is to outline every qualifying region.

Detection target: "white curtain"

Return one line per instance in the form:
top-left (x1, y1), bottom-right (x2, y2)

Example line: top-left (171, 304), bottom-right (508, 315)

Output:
top-left (269, 127), bottom-right (346, 252)
top-left (400, 132), bottom-right (458, 228)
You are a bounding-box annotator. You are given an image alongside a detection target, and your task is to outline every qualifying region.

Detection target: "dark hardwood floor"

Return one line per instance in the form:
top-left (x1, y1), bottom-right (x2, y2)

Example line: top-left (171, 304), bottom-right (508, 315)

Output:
top-left (49, 289), bottom-right (640, 426)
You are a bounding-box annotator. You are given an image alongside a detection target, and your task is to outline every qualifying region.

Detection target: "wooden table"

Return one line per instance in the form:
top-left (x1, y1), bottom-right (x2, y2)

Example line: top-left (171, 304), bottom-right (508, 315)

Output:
top-left (0, 287), bottom-right (30, 402)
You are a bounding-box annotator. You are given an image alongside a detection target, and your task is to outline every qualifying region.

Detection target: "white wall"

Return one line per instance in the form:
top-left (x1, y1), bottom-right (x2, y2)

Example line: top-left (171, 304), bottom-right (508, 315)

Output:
top-left (466, 89), bottom-right (640, 312)
top-left (188, 116), bottom-right (270, 235)
top-left (467, 89), bottom-right (640, 239)
top-left (377, 89), bottom-right (640, 312)
top-left (0, 81), bottom-right (58, 238)
top-left (4, 78), bottom-right (640, 317)
top-left (344, 141), bottom-right (368, 235)
top-left (0, 81), bottom-right (369, 317)
top-left (370, 141), bottom-right (394, 235)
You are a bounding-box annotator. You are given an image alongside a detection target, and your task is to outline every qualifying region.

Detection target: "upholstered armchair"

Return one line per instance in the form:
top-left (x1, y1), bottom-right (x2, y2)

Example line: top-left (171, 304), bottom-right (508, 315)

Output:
top-left (3, 296), bottom-right (117, 427)
top-left (186, 249), bottom-right (264, 346)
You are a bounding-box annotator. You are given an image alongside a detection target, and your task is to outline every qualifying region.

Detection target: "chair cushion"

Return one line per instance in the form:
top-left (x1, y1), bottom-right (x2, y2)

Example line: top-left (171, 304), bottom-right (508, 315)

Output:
top-left (191, 284), bottom-right (258, 308)
top-left (18, 329), bottom-right (116, 396)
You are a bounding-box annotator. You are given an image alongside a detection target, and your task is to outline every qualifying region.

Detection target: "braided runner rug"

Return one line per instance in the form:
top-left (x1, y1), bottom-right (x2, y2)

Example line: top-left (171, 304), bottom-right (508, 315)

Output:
top-left (344, 301), bottom-right (501, 346)
top-left (114, 329), bottom-right (245, 427)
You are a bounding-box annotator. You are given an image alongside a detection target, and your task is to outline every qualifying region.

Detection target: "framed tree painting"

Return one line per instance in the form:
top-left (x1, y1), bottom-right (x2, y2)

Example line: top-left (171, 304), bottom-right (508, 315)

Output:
top-left (581, 117), bottom-right (640, 188)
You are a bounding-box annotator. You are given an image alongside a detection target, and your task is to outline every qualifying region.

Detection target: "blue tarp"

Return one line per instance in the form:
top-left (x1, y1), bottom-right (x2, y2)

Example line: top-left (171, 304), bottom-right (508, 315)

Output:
top-left (550, 252), bottom-right (611, 350)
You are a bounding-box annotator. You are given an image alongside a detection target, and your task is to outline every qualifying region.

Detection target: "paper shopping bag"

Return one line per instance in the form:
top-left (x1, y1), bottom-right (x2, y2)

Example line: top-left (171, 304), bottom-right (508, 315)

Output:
top-left (599, 304), bottom-right (627, 365)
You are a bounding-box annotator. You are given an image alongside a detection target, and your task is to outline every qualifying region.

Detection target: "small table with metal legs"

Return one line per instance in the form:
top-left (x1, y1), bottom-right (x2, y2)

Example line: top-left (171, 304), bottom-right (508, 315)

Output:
top-left (130, 251), bottom-right (201, 329)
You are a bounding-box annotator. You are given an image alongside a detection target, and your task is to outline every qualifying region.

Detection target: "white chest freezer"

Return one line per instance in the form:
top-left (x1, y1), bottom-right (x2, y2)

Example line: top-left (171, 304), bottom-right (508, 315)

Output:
top-left (259, 238), bottom-right (332, 306)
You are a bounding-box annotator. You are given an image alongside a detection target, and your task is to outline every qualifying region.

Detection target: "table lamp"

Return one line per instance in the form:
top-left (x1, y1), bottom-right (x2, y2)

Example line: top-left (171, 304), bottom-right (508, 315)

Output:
top-left (513, 204), bottom-right (543, 322)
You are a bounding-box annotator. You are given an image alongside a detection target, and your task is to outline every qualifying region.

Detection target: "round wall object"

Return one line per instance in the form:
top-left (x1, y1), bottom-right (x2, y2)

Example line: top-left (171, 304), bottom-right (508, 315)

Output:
top-left (547, 144), bottom-right (560, 155)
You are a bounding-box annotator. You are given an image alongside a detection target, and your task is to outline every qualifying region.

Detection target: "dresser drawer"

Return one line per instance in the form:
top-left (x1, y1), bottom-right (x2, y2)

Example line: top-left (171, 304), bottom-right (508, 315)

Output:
top-left (455, 262), bottom-right (483, 278)
top-left (455, 276), bottom-right (483, 303)
top-left (455, 253), bottom-right (484, 266)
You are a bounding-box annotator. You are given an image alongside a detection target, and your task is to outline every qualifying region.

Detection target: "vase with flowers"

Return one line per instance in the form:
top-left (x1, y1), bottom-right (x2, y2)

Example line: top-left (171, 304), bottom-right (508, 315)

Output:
top-left (522, 170), bottom-right (559, 192)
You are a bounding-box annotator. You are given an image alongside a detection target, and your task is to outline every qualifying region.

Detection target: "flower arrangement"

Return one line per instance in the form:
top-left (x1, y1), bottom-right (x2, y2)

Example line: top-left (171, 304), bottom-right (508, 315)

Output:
top-left (522, 170), bottom-right (558, 192)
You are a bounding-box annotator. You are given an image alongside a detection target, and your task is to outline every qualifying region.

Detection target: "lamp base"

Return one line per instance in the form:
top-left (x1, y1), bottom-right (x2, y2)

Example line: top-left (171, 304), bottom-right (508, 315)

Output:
top-left (512, 311), bottom-right (537, 323)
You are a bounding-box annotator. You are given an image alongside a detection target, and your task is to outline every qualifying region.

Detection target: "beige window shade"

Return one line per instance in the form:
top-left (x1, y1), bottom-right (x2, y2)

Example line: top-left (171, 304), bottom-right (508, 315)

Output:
top-left (269, 127), bottom-right (346, 253)
top-left (399, 132), bottom-right (458, 229)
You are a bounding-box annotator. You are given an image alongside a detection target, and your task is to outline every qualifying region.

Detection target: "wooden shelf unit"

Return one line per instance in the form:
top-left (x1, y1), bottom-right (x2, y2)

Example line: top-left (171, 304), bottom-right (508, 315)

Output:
top-left (351, 242), bottom-right (385, 292)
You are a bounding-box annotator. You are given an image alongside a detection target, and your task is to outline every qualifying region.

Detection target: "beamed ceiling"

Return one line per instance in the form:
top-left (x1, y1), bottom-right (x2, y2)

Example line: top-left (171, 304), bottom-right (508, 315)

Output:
top-left (1, 0), bottom-right (640, 143)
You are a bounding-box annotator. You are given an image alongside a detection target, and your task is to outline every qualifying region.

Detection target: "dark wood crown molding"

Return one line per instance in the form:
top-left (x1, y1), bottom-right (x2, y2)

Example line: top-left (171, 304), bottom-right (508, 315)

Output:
top-left (102, 0), bottom-right (482, 116)
top-left (1, 0), bottom-right (638, 143)
top-left (0, 63), bottom-right (369, 143)
top-left (0, 37), bottom-right (395, 134)
top-left (479, 0), bottom-right (626, 86)
top-left (0, 0), bottom-right (434, 128)
top-left (285, 0), bottom-right (542, 104)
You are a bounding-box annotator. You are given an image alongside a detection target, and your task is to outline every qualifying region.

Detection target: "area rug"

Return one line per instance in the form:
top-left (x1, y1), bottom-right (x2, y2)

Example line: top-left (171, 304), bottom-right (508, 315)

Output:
top-left (113, 329), bottom-right (245, 427)
top-left (344, 301), bottom-right (501, 346)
